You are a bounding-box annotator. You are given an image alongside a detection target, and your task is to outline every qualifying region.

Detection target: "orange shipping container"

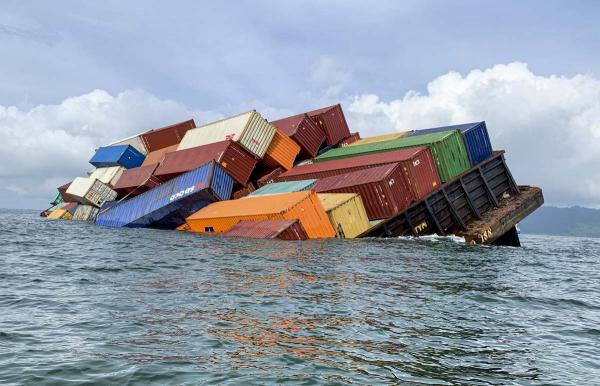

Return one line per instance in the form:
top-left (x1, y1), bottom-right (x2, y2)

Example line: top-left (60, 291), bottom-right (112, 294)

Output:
top-left (141, 144), bottom-right (179, 167)
top-left (261, 129), bottom-right (301, 171)
top-left (185, 191), bottom-right (335, 239)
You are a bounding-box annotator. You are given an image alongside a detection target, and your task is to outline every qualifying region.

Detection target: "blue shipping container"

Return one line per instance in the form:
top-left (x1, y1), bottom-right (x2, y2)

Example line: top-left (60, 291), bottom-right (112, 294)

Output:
top-left (90, 145), bottom-right (146, 169)
top-left (95, 161), bottom-right (233, 229)
top-left (409, 122), bottom-right (492, 166)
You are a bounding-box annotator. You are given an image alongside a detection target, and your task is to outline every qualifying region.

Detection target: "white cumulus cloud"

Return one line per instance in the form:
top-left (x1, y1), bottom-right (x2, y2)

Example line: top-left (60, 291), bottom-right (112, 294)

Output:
top-left (346, 62), bottom-right (600, 207)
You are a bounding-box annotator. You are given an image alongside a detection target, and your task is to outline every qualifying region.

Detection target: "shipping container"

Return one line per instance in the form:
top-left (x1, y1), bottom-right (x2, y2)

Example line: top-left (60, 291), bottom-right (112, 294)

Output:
top-left (338, 132), bottom-right (361, 147)
top-left (66, 177), bottom-right (118, 207)
top-left (277, 147), bottom-right (441, 201)
top-left (89, 145), bottom-right (146, 169)
top-left (89, 166), bottom-right (125, 187)
top-left (255, 167), bottom-right (284, 187)
top-left (317, 193), bottom-right (371, 238)
top-left (271, 113), bottom-right (326, 158)
top-left (349, 131), bottom-right (413, 147)
top-left (63, 202), bottom-right (79, 214)
top-left (57, 182), bottom-right (79, 203)
top-left (246, 179), bottom-right (317, 197)
top-left (96, 161), bottom-right (233, 229)
top-left (113, 164), bottom-right (161, 197)
top-left (315, 130), bottom-right (470, 182)
top-left (140, 119), bottom-right (195, 152)
top-left (185, 191), bottom-right (336, 239)
top-left (232, 182), bottom-right (256, 199)
top-left (220, 219), bottom-right (309, 240)
top-left (409, 122), bottom-right (492, 166)
top-left (306, 104), bottom-right (351, 146)
top-left (141, 144), bottom-right (178, 167)
top-left (108, 133), bottom-right (147, 155)
top-left (155, 140), bottom-right (257, 185)
top-left (178, 111), bottom-right (276, 159)
top-left (47, 208), bottom-right (73, 220)
top-left (313, 163), bottom-right (413, 220)
top-left (72, 205), bottom-right (100, 222)
top-left (261, 128), bottom-right (301, 170)
top-left (50, 193), bottom-right (64, 206)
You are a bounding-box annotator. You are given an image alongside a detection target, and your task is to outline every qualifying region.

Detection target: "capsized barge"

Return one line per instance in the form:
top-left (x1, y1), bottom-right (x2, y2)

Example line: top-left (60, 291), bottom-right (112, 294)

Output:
top-left (358, 151), bottom-right (544, 246)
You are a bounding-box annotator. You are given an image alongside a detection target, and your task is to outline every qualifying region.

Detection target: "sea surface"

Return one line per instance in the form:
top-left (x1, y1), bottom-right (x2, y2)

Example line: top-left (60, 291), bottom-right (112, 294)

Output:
top-left (1, 209), bottom-right (599, 385)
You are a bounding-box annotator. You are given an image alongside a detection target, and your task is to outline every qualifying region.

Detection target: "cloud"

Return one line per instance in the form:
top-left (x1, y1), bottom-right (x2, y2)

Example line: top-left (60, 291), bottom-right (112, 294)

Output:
top-left (346, 62), bottom-right (600, 207)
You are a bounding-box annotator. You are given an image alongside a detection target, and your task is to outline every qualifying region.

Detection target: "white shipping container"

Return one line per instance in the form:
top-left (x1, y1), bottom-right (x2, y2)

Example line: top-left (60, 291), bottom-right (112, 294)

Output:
top-left (89, 166), bottom-right (125, 187)
top-left (73, 205), bottom-right (100, 222)
top-left (66, 177), bottom-right (118, 207)
top-left (177, 110), bottom-right (276, 158)
top-left (108, 133), bottom-right (148, 155)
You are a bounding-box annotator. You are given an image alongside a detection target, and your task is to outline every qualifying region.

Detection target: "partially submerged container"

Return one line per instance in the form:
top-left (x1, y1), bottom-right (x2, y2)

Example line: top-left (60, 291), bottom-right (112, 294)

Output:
top-left (339, 132), bottom-right (361, 147)
top-left (89, 145), bottom-right (146, 169)
top-left (245, 179), bottom-right (317, 197)
top-left (66, 177), bottom-right (118, 207)
top-left (350, 131), bottom-right (412, 147)
top-left (313, 163), bottom-right (412, 220)
top-left (270, 113), bottom-right (326, 158)
top-left (47, 208), bottom-right (73, 220)
top-left (113, 164), bottom-right (162, 197)
top-left (96, 161), bottom-right (233, 229)
top-left (255, 167), bottom-right (284, 187)
top-left (315, 130), bottom-right (470, 182)
top-left (221, 219), bottom-right (309, 240)
top-left (140, 119), bottom-right (195, 152)
top-left (177, 111), bottom-right (276, 159)
top-left (261, 129), bottom-right (301, 170)
top-left (185, 191), bottom-right (336, 238)
top-left (409, 122), bottom-right (492, 166)
top-left (141, 144), bottom-right (179, 167)
top-left (317, 193), bottom-right (371, 238)
top-left (155, 140), bottom-right (257, 185)
top-left (108, 133), bottom-right (147, 155)
top-left (89, 166), bottom-right (125, 187)
top-left (72, 205), bottom-right (100, 222)
top-left (306, 104), bottom-right (351, 146)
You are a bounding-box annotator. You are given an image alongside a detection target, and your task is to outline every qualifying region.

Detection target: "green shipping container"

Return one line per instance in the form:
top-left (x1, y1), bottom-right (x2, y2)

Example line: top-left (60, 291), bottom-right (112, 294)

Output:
top-left (315, 130), bottom-right (470, 182)
top-left (245, 179), bottom-right (317, 197)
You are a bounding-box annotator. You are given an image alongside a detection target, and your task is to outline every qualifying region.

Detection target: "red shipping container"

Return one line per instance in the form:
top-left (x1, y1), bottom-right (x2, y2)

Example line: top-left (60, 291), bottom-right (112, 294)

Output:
top-left (113, 164), bottom-right (161, 197)
top-left (141, 144), bottom-right (178, 167)
top-left (306, 104), bottom-right (351, 146)
top-left (339, 132), bottom-right (361, 147)
top-left (271, 113), bottom-right (326, 158)
top-left (255, 167), bottom-right (284, 187)
top-left (313, 163), bottom-right (413, 220)
top-left (220, 219), bottom-right (309, 240)
top-left (232, 182), bottom-right (256, 199)
top-left (154, 140), bottom-right (256, 185)
top-left (140, 119), bottom-right (195, 152)
top-left (57, 182), bottom-right (79, 203)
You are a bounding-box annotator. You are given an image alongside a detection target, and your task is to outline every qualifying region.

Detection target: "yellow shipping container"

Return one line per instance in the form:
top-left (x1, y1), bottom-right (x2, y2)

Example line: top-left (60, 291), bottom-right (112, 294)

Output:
top-left (349, 131), bottom-right (413, 147)
top-left (185, 191), bottom-right (335, 239)
top-left (317, 193), bottom-right (370, 238)
top-left (47, 209), bottom-right (73, 220)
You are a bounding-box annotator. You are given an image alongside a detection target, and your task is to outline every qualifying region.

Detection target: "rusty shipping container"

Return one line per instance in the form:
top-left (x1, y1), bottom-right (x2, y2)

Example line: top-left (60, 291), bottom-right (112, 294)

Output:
top-left (270, 113), bottom-right (326, 158)
top-left (306, 104), bottom-right (351, 146)
top-left (113, 163), bottom-right (162, 197)
top-left (140, 119), bottom-right (195, 152)
top-left (57, 182), bottom-right (79, 203)
top-left (232, 182), bottom-right (256, 199)
top-left (154, 140), bottom-right (257, 185)
top-left (261, 128), bottom-right (301, 170)
top-left (220, 219), bottom-right (309, 240)
top-left (339, 132), bottom-right (361, 147)
top-left (255, 167), bottom-right (284, 187)
top-left (313, 163), bottom-right (413, 220)
top-left (141, 144), bottom-right (179, 167)
top-left (185, 191), bottom-right (336, 239)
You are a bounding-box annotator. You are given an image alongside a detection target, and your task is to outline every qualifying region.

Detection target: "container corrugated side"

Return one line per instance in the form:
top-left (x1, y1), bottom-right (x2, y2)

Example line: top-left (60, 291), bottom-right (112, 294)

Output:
top-left (306, 104), bottom-right (351, 146)
top-left (47, 208), bottom-right (73, 220)
top-left (349, 131), bottom-right (413, 147)
top-left (96, 161), bottom-right (233, 229)
top-left (73, 205), bottom-right (100, 222)
top-left (89, 166), bottom-right (125, 187)
top-left (317, 193), bottom-right (370, 238)
top-left (140, 119), bottom-right (195, 152)
top-left (220, 219), bottom-right (309, 240)
top-left (141, 144), bottom-right (179, 167)
top-left (113, 164), bottom-right (161, 197)
top-left (232, 182), bottom-right (256, 199)
top-left (57, 182), bottom-right (79, 203)
top-left (271, 114), bottom-right (326, 158)
top-left (89, 145), bottom-right (146, 169)
top-left (338, 132), bottom-right (361, 147)
top-left (108, 133), bottom-right (147, 155)
top-left (66, 177), bottom-right (118, 207)
top-left (313, 163), bottom-right (412, 220)
top-left (255, 167), bottom-right (284, 187)
top-left (185, 191), bottom-right (336, 238)
top-left (261, 129), bottom-right (301, 170)
top-left (246, 179), bottom-right (317, 197)
top-left (177, 111), bottom-right (276, 159)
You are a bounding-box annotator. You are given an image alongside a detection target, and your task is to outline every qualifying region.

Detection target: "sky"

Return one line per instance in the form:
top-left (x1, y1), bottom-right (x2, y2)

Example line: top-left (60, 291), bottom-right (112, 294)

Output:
top-left (1, 0), bottom-right (600, 209)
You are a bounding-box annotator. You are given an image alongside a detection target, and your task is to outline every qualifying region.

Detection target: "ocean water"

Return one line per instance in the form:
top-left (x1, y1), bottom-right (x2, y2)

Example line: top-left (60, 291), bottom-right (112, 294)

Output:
top-left (1, 209), bottom-right (599, 385)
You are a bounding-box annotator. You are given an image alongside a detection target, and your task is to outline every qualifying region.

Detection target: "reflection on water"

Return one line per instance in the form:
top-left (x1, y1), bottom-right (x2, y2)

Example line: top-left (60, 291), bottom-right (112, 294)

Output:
top-left (1, 210), bottom-right (600, 385)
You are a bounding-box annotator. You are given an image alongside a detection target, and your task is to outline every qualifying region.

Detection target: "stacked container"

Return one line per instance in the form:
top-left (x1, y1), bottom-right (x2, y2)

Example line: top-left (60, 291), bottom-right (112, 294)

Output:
top-left (47, 208), bottom-right (73, 220)
top-left (350, 131), bottom-right (413, 147)
top-left (177, 111), bottom-right (276, 159)
top-left (113, 164), bottom-right (162, 197)
top-left (89, 145), bottom-right (146, 169)
top-left (271, 113), bottom-right (326, 158)
top-left (139, 119), bottom-right (195, 152)
top-left (96, 161), bottom-right (233, 229)
top-left (339, 132), bottom-right (361, 147)
top-left (108, 133), bottom-right (147, 155)
top-left (245, 179), bottom-right (317, 197)
top-left (57, 182), bottom-right (79, 203)
top-left (66, 177), bottom-right (118, 207)
top-left (255, 167), bottom-right (284, 187)
top-left (261, 129), bottom-right (301, 170)
top-left (306, 104), bottom-right (351, 146)
top-left (72, 205), bottom-right (100, 222)
top-left (141, 144), bottom-right (178, 167)
top-left (89, 166), bottom-right (125, 187)
top-left (313, 163), bottom-right (413, 220)
top-left (317, 193), bottom-right (371, 238)
top-left (185, 191), bottom-right (336, 238)
top-left (220, 219), bottom-right (309, 240)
